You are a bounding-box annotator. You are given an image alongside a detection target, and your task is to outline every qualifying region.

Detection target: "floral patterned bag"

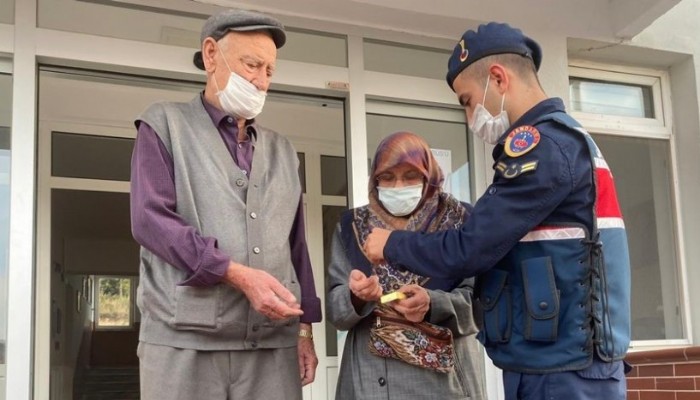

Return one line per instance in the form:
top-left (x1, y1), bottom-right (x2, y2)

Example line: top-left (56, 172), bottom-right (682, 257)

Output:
top-left (368, 310), bottom-right (455, 373)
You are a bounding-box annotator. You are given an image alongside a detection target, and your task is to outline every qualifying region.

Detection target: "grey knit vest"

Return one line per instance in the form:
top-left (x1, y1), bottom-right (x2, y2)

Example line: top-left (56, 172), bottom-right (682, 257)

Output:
top-left (136, 96), bottom-right (302, 350)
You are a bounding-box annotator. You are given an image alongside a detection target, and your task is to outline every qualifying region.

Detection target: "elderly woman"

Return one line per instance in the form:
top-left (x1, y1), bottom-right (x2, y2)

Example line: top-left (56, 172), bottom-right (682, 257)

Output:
top-left (327, 131), bottom-right (484, 399)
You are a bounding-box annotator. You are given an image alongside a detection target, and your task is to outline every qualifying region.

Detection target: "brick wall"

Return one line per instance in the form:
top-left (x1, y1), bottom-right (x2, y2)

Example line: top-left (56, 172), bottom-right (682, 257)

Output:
top-left (626, 346), bottom-right (700, 400)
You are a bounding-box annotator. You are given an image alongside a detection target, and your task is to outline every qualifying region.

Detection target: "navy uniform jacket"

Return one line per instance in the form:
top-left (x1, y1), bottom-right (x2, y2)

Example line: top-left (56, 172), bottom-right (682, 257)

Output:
top-left (384, 98), bottom-right (631, 372)
top-left (385, 98), bottom-right (593, 278)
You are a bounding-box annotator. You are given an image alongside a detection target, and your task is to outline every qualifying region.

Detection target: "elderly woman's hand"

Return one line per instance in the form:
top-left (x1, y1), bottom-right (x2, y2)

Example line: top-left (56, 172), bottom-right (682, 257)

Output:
top-left (390, 284), bottom-right (431, 322)
top-left (348, 269), bottom-right (383, 303)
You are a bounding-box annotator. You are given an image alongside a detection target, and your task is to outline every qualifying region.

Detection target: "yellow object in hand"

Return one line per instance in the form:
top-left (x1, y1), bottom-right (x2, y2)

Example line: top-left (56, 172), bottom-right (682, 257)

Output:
top-left (380, 291), bottom-right (407, 304)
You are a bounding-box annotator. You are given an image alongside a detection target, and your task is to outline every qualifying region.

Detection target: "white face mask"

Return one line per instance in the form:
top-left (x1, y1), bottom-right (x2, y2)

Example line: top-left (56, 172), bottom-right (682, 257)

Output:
top-left (377, 183), bottom-right (424, 217)
top-left (469, 75), bottom-right (509, 145)
top-left (214, 46), bottom-right (267, 120)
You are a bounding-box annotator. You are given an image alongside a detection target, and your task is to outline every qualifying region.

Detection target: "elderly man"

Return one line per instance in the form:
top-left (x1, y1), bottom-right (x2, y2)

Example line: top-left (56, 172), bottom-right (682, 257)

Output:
top-left (130, 8), bottom-right (321, 400)
top-left (364, 22), bottom-right (631, 400)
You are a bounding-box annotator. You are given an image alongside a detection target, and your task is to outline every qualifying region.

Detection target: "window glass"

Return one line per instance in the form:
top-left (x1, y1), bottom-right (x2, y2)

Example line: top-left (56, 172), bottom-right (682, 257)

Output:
top-left (96, 277), bottom-right (132, 328)
top-left (52, 132), bottom-right (134, 181)
top-left (366, 112), bottom-right (471, 202)
top-left (280, 29), bottom-right (348, 67)
top-left (38, 1), bottom-right (347, 66)
top-left (0, 0), bottom-right (12, 24)
top-left (364, 39), bottom-right (450, 80)
top-left (321, 155), bottom-right (347, 196)
top-left (0, 73), bottom-right (12, 374)
top-left (593, 134), bottom-right (682, 340)
top-left (39, 0), bottom-right (203, 47)
top-left (297, 152), bottom-right (306, 193)
top-left (570, 77), bottom-right (655, 118)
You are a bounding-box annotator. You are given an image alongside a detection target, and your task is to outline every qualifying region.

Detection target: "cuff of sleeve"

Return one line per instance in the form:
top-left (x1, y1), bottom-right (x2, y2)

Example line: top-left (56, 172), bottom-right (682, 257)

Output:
top-left (300, 296), bottom-right (323, 324)
top-left (178, 242), bottom-right (229, 287)
top-left (384, 230), bottom-right (406, 263)
top-left (352, 292), bottom-right (377, 320)
top-left (426, 290), bottom-right (449, 325)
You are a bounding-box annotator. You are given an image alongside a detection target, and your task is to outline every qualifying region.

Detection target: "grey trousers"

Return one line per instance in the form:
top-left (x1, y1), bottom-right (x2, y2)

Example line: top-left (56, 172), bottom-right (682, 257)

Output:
top-left (138, 341), bottom-right (302, 400)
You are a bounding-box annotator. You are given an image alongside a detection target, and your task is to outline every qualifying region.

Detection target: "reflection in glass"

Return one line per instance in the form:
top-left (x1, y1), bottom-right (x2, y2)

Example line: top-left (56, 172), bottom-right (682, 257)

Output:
top-left (364, 39), bottom-right (450, 80)
top-left (321, 156), bottom-right (347, 196)
top-left (39, 0), bottom-right (204, 49)
top-left (323, 205), bottom-right (347, 357)
top-left (38, 1), bottom-right (348, 66)
top-left (570, 78), bottom-right (655, 118)
top-left (0, 0), bottom-right (13, 24)
top-left (280, 29), bottom-right (348, 67)
top-left (366, 113), bottom-right (470, 201)
top-left (593, 134), bottom-right (681, 340)
top-left (52, 132), bottom-right (134, 181)
top-left (297, 152), bottom-right (306, 193)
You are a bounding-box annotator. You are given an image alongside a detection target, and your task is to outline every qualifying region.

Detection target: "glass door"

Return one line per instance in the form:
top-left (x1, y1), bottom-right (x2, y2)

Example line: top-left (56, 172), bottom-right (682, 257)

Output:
top-left (37, 68), bottom-right (348, 400)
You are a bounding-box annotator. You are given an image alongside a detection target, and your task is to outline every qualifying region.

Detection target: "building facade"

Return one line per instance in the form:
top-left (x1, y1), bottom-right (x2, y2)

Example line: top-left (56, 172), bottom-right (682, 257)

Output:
top-left (2, 0), bottom-right (700, 399)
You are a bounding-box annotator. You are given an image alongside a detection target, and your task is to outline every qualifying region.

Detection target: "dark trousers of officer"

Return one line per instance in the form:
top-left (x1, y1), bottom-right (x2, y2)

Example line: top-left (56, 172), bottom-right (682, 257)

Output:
top-left (503, 359), bottom-right (627, 400)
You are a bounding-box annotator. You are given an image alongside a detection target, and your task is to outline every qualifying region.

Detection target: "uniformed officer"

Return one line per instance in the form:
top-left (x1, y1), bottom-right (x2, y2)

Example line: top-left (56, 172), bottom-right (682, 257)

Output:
top-left (364, 22), bottom-right (632, 400)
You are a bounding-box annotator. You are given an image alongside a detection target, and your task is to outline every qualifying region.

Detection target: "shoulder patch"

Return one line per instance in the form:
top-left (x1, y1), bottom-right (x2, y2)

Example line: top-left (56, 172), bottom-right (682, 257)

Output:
top-left (495, 160), bottom-right (539, 179)
top-left (504, 125), bottom-right (540, 158)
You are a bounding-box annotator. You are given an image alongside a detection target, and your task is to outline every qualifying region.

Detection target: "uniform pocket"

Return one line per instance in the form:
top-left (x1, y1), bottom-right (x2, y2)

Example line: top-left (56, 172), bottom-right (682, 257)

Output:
top-left (521, 256), bottom-right (559, 342)
top-left (477, 269), bottom-right (511, 345)
top-left (171, 285), bottom-right (220, 331)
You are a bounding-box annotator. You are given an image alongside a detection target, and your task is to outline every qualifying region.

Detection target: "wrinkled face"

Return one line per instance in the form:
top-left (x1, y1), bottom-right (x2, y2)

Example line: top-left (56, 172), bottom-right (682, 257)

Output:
top-left (375, 163), bottom-right (424, 188)
top-left (213, 31), bottom-right (277, 92)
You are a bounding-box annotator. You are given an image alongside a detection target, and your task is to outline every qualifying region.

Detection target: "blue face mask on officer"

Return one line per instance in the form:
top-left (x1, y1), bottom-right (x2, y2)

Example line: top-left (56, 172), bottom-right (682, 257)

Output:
top-left (469, 75), bottom-right (509, 145)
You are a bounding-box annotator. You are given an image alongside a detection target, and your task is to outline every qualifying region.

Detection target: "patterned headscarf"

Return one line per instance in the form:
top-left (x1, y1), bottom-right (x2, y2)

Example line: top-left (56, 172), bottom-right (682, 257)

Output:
top-left (368, 132), bottom-right (444, 219)
top-left (353, 131), bottom-right (466, 293)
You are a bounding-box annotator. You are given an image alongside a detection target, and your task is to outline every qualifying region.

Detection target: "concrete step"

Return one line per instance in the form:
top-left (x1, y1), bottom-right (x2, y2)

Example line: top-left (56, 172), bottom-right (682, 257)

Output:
top-left (75, 367), bottom-right (140, 400)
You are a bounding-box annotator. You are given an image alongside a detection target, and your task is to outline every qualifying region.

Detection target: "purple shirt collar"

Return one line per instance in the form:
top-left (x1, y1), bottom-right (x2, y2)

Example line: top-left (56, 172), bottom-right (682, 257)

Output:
top-left (199, 92), bottom-right (258, 143)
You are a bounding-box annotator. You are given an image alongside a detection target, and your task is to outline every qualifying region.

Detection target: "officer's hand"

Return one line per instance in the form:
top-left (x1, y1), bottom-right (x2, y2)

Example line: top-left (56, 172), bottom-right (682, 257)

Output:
top-left (224, 262), bottom-right (304, 320)
top-left (390, 284), bottom-right (430, 323)
top-left (364, 228), bottom-right (391, 264)
top-left (348, 269), bottom-right (382, 302)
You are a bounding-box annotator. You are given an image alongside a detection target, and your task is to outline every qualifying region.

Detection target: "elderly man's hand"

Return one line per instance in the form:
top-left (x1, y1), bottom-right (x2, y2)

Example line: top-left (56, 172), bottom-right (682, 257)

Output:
top-left (297, 323), bottom-right (318, 386)
top-left (363, 228), bottom-right (391, 264)
top-left (224, 262), bottom-right (303, 320)
top-left (390, 284), bottom-right (431, 323)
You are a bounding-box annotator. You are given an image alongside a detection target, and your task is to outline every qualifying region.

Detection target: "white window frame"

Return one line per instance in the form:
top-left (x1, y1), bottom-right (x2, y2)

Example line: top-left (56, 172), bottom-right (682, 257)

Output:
top-left (569, 60), bottom-right (692, 349)
top-left (569, 60), bottom-right (672, 139)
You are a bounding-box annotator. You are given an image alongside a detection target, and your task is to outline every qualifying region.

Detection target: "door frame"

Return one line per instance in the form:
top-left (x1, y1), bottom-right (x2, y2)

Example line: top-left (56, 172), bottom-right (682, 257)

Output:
top-left (36, 120), bottom-right (134, 399)
top-left (35, 100), bottom-right (349, 400)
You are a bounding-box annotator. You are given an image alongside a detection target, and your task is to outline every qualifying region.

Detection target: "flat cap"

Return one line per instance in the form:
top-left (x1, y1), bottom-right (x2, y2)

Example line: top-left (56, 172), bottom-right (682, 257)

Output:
top-left (446, 22), bottom-right (542, 90)
top-left (193, 9), bottom-right (286, 70)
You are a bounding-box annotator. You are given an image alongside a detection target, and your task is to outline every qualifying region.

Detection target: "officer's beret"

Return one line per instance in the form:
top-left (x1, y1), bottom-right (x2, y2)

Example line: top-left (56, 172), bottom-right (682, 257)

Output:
top-left (193, 9), bottom-right (286, 70)
top-left (446, 22), bottom-right (542, 90)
